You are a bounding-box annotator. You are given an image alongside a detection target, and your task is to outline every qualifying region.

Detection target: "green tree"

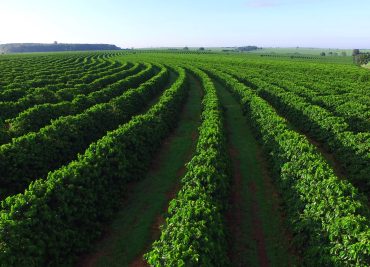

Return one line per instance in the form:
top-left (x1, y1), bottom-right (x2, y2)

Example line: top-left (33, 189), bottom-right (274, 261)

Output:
top-left (352, 49), bottom-right (360, 56)
top-left (356, 54), bottom-right (370, 65)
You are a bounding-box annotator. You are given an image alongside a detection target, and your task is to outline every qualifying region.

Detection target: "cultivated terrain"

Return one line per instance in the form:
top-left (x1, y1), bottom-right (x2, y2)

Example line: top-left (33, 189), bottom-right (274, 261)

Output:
top-left (0, 50), bottom-right (369, 266)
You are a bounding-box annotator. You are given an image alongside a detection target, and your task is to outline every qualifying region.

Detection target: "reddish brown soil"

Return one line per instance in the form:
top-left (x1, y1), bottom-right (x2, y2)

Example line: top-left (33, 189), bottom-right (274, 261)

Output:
top-left (256, 146), bottom-right (300, 265)
top-left (127, 136), bottom-right (182, 267)
top-left (128, 128), bottom-right (199, 266)
top-left (226, 142), bottom-right (270, 267)
top-left (129, 255), bottom-right (149, 267)
top-left (78, 229), bottom-right (110, 267)
top-left (225, 146), bottom-right (244, 264)
top-left (129, 76), bottom-right (203, 267)
top-left (191, 131), bottom-right (198, 141)
top-left (248, 181), bottom-right (270, 267)
top-left (80, 74), bottom-right (203, 267)
top-left (79, 251), bottom-right (107, 267)
top-left (78, 116), bottom-right (180, 267)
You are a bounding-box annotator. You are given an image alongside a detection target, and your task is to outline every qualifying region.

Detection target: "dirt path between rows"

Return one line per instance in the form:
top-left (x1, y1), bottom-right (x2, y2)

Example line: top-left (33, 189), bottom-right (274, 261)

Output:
top-left (225, 70), bottom-right (350, 184)
top-left (128, 130), bottom-right (197, 267)
top-left (225, 145), bottom-right (245, 263)
top-left (78, 69), bottom-right (178, 267)
top-left (215, 77), bottom-right (296, 267)
top-left (78, 71), bottom-right (202, 267)
top-left (248, 180), bottom-right (269, 267)
top-left (128, 74), bottom-right (203, 267)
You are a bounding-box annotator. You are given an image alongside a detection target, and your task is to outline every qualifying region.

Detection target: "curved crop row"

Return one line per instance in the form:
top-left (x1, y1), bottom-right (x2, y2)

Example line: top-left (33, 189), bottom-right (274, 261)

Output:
top-left (222, 67), bottom-right (370, 194)
top-left (54, 62), bottom-right (139, 101)
top-left (0, 58), bottom-right (122, 110)
top-left (232, 67), bottom-right (370, 133)
top-left (0, 62), bottom-right (139, 144)
top-left (0, 64), bottom-right (170, 199)
top-left (77, 61), bottom-right (124, 84)
top-left (1, 56), bottom-right (122, 94)
top-left (0, 62), bottom-right (140, 120)
top-left (275, 80), bottom-right (369, 134)
top-left (208, 67), bottom-right (370, 266)
top-left (0, 66), bottom-right (187, 267)
top-left (6, 63), bottom-right (157, 138)
top-left (0, 54), bottom-right (88, 83)
top-left (311, 95), bottom-right (370, 133)
top-left (0, 54), bottom-right (108, 93)
top-left (146, 67), bottom-right (230, 266)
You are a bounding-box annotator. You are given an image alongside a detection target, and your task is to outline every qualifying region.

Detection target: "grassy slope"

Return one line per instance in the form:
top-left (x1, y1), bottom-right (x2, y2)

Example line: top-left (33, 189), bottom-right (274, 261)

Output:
top-left (215, 79), bottom-right (296, 267)
top-left (79, 72), bottom-right (203, 267)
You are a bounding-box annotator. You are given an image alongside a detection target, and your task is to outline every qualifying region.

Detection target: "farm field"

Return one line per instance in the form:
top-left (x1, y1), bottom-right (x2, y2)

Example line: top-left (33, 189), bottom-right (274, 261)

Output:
top-left (247, 47), bottom-right (370, 56)
top-left (0, 50), bottom-right (369, 267)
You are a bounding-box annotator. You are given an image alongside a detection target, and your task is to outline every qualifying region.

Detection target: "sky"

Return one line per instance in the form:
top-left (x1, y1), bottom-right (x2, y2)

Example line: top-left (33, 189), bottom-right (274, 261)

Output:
top-left (0, 0), bottom-right (369, 49)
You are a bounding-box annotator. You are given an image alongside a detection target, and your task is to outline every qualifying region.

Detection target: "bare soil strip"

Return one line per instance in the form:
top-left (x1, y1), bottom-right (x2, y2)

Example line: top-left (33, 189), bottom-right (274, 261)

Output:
top-left (78, 72), bottom-right (202, 267)
top-left (215, 79), bottom-right (296, 267)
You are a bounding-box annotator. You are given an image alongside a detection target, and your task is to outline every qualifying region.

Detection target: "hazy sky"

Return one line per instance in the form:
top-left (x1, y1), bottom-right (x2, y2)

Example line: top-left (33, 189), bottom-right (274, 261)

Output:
top-left (0, 0), bottom-right (369, 48)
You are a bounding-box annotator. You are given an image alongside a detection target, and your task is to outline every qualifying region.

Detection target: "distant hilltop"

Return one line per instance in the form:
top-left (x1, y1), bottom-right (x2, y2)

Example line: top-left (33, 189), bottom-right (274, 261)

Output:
top-left (0, 43), bottom-right (121, 53)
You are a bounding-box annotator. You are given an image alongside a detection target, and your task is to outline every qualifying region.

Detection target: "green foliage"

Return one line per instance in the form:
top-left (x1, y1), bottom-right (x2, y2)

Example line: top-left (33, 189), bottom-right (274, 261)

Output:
top-left (0, 64), bottom-right (169, 199)
top-left (145, 67), bottom-right (230, 266)
top-left (354, 53), bottom-right (370, 65)
top-left (0, 55), bottom-right (123, 102)
top-left (7, 63), bottom-right (155, 137)
top-left (0, 62), bottom-right (139, 121)
top-left (209, 68), bottom-right (370, 266)
top-left (0, 51), bottom-right (369, 266)
top-left (0, 67), bottom-right (187, 266)
top-left (228, 71), bottom-right (370, 193)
